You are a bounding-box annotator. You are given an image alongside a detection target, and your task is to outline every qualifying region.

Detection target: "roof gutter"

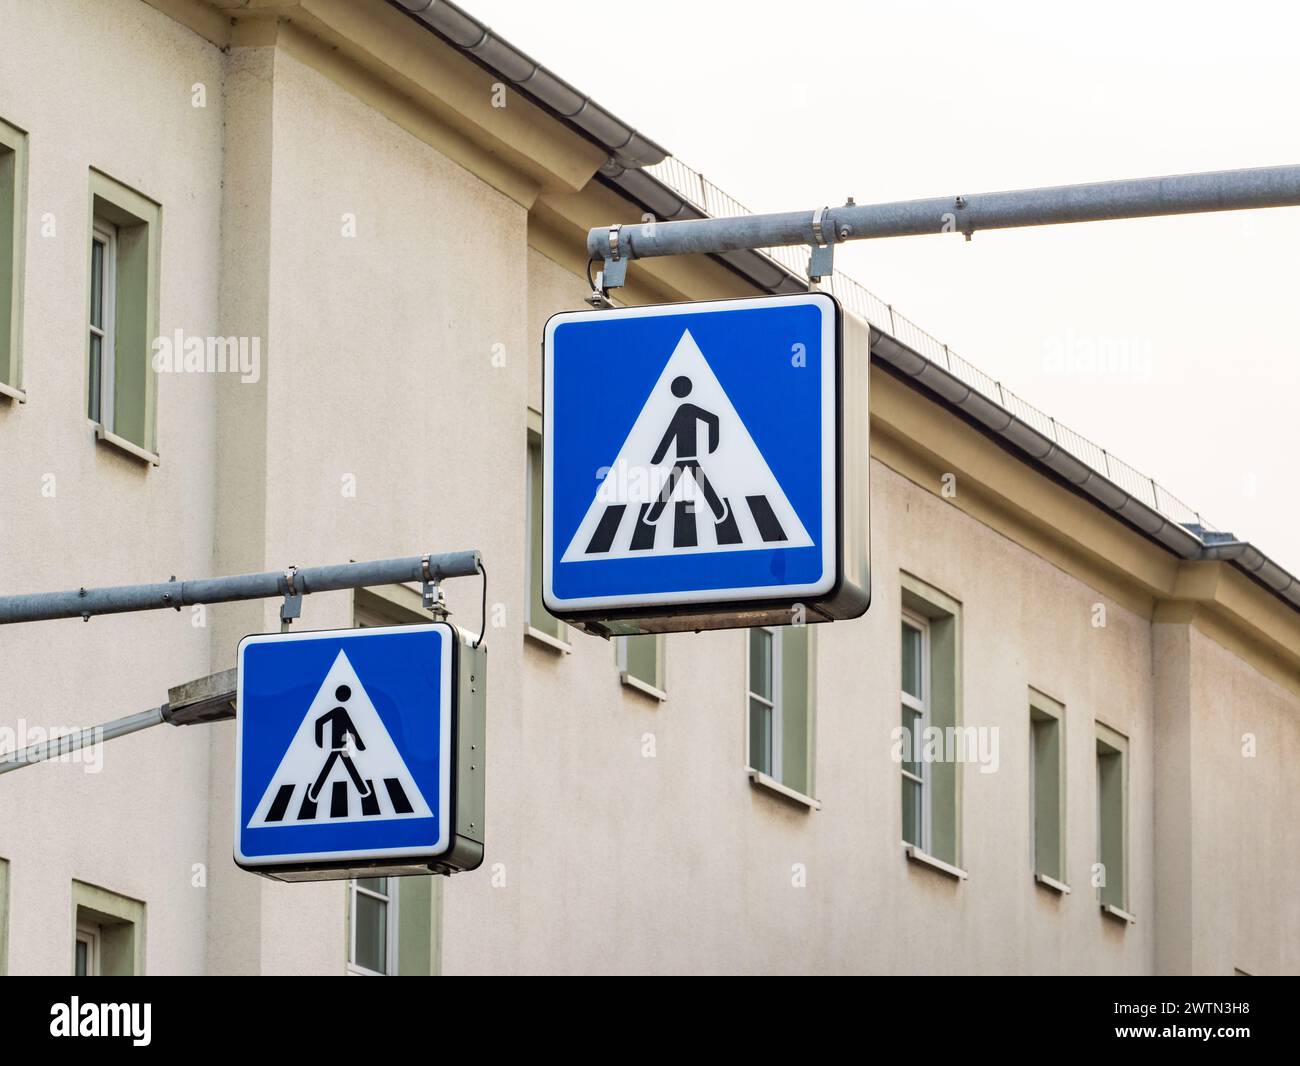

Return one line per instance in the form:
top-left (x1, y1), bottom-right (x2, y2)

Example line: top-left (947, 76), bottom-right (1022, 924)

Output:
top-left (867, 327), bottom-right (1208, 560)
top-left (1198, 541), bottom-right (1299, 601)
top-left (388, 0), bottom-right (668, 170)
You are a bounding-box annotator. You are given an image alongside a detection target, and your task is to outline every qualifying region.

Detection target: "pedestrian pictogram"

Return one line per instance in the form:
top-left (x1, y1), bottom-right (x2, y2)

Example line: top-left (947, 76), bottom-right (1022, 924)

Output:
top-left (246, 650), bottom-right (431, 828)
top-left (561, 329), bottom-right (813, 563)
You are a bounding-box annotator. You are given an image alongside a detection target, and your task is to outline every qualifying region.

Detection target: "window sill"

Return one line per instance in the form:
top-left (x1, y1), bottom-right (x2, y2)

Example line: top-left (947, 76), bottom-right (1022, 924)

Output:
top-left (620, 672), bottom-right (667, 701)
top-left (0, 381), bottom-right (26, 403)
top-left (524, 624), bottom-right (571, 654)
top-left (94, 423), bottom-right (159, 466)
top-left (1034, 872), bottom-right (1071, 895)
top-left (1100, 902), bottom-right (1136, 925)
top-left (903, 843), bottom-right (968, 880)
top-left (747, 769), bottom-right (821, 810)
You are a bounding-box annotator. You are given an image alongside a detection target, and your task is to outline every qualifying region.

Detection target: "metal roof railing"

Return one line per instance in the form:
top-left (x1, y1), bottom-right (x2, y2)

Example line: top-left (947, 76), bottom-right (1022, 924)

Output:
top-left (646, 158), bottom-right (1213, 533)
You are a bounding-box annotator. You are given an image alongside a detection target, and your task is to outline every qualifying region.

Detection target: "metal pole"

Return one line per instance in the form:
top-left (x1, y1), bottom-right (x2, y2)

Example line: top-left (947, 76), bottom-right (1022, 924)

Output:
top-left (587, 163), bottom-right (1300, 277)
top-left (0, 707), bottom-right (164, 776)
top-left (0, 550), bottom-right (481, 625)
top-left (0, 668), bottom-right (245, 776)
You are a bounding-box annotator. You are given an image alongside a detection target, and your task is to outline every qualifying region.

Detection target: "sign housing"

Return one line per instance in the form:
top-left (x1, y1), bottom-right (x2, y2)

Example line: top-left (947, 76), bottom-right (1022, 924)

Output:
top-left (235, 622), bottom-right (485, 882)
top-left (543, 292), bottom-right (869, 635)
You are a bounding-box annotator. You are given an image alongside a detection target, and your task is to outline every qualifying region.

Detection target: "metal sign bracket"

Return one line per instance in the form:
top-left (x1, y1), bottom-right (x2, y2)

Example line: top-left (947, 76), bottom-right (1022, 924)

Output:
top-left (421, 554), bottom-right (449, 619)
top-left (279, 566), bottom-right (302, 630)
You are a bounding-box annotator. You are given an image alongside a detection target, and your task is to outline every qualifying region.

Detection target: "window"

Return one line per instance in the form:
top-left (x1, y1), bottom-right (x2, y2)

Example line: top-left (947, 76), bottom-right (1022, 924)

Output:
top-left (1030, 689), bottom-right (1066, 888)
top-left (900, 613), bottom-right (929, 850)
top-left (348, 877), bottom-right (398, 975)
top-left (0, 116), bottom-right (27, 400)
top-left (900, 575), bottom-right (963, 870)
top-left (86, 169), bottom-right (161, 462)
top-left (71, 881), bottom-right (144, 976)
top-left (618, 635), bottom-right (665, 699)
top-left (88, 220), bottom-right (116, 425)
top-left (345, 872), bottom-right (439, 977)
top-left (749, 628), bottom-right (779, 777)
top-left (525, 413), bottom-right (567, 650)
top-left (747, 625), bottom-right (815, 800)
top-left (1096, 722), bottom-right (1130, 918)
top-left (0, 856), bottom-right (9, 976)
top-left (74, 924), bottom-right (99, 977)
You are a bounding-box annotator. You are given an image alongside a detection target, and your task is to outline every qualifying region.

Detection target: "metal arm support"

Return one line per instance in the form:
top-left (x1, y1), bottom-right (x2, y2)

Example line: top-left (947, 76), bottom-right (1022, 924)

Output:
top-left (587, 163), bottom-right (1300, 287)
top-left (0, 547), bottom-right (486, 774)
top-left (0, 669), bottom-right (240, 776)
top-left (0, 706), bottom-right (167, 776)
top-left (0, 551), bottom-right (482, 625)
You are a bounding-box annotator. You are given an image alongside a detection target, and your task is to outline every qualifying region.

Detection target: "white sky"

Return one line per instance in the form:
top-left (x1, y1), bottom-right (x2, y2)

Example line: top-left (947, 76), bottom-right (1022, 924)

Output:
top-left (469, 0), bottom-right (1300, 572)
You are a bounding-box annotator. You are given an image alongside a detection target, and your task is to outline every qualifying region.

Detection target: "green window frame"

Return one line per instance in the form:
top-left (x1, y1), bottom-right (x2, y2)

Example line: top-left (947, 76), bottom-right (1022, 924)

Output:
top-left (900, 610), bottom-right (929, 850)
top-left (900, 573), bottom-right (963, 869)
top-left (87, 169), bottom-right (161, 462)
top-left (344, 873), bottom-right (439, 977)
top-left (350, 585), bottom-right (445, 974)
top-left (71, 880), bottom-right (145, 976)
top-left (746, 624), bottom-right (816, 798)
top-left (525, 411), bottom-right (568, 650)
top-left (1030, 688), bottom-right (1067, 888)
top-left (0, 115), bottom-right (27, 400)
top-left (618, 634), bottom-right (666, 699)
top-left (347, 876), bottom-right (399, 975)
top-left (1096, 721), bottom-right (1130, 917)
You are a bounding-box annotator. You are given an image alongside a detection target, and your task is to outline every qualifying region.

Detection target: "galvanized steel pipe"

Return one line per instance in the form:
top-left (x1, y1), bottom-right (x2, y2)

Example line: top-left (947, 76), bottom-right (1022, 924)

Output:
top-left (588, 164), bottom-right (1300, 263)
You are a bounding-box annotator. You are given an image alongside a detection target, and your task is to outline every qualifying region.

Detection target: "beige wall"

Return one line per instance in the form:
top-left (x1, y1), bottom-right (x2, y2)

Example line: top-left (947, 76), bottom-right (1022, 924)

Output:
top-left (0, 0), bottom-right (224, 976)
top-left (0, 0), bottom-right (1296, 976)
top-left (199, 34), bottom-right (531, 973)
top-left (1185, 627), bottom-right (1300, 975)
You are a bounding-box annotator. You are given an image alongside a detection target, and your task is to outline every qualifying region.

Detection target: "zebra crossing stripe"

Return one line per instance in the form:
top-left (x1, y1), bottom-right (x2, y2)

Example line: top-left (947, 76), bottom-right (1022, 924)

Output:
top-left (261, 777), bottom-right (412, 823)
top-left (297, 788), bottom-right (318, 822)
top-left (330, 781), bottom-right (349, 818)
top-left (630, 504), bottom-right (656, 550)
top-left (673, 501), bottom-right (697, 548)
top-left (745, 495), bottom-right (787, 542)
top-left (584, 494), bottom-right (787, 553)
top-left (586, 504), bottom-right (626, 554)
top-left (265, 783), bottom-right (294, 822)
top-left (385, 778), bottom-right (415, 815)
top-left (715, 499), bottom-right (743, 545)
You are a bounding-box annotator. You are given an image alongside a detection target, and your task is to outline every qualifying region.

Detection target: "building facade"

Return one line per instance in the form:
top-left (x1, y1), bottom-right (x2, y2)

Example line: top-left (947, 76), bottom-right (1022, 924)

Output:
top-left (0, 0), bottom-right (1296, 975)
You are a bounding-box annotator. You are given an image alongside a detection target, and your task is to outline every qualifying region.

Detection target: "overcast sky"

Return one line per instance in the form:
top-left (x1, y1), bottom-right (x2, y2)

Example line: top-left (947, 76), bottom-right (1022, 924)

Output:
top-left (470, 0), bottom-right (1300, 572)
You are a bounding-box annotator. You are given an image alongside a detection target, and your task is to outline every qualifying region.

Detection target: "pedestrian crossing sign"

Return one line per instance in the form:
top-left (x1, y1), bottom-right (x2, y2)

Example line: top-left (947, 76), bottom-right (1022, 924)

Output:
top-left (544, 292), bottom-right (868, 632)
top-left (235, 622), bottom-right (486, 880)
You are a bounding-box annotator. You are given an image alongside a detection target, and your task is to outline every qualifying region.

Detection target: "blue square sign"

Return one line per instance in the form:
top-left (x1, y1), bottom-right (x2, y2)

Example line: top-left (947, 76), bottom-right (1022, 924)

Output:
top-left (544, 293), bottom-right (853, 625)
top-left (235, 624), bottom-right (453, 871)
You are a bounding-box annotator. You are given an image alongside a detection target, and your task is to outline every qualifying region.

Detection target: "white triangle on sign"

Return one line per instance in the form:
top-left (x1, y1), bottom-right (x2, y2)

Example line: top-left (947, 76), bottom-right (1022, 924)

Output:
top-left (561, 329), bottom-right (813, 562)
top-left (247, 650), bottom-right (432, 828)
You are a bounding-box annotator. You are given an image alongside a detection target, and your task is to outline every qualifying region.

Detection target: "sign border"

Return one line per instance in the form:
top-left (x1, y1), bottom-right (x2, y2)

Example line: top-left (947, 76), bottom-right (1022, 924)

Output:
top-left (234, 623), bottom-right (454, 869)
top-left (542, 292), bottom-right (842, 614)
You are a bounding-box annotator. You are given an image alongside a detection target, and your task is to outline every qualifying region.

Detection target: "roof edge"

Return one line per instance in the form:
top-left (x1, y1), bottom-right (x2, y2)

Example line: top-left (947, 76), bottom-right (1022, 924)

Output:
top-left (387, 0), bottom-right (668, 170)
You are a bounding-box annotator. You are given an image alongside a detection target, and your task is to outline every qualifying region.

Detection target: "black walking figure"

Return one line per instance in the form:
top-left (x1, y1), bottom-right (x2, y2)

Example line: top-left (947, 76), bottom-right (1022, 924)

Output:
top-left (307, 684), bottom-right (372, 803)
top-left (645, 376), bottom-right (727, 522)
